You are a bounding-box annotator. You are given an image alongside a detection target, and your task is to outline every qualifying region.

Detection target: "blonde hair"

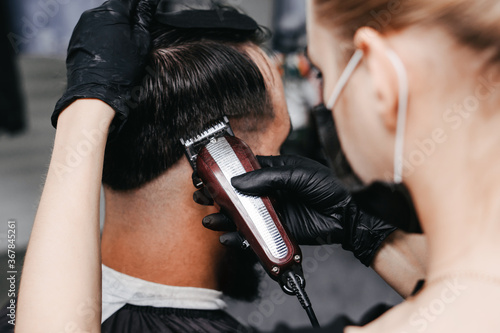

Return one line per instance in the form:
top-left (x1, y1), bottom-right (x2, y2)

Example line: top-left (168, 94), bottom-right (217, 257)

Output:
top-left (313, 0), bottom-right (500, 63)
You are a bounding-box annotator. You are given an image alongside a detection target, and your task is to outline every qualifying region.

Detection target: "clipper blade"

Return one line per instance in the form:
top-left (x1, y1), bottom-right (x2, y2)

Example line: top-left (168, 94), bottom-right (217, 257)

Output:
top-left (180, 116), bottom-right (234, 174)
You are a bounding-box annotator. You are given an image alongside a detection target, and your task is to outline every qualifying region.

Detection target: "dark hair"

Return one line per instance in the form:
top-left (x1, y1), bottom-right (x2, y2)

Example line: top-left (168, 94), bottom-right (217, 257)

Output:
top-left (102, 24), bottom-right (273, 190)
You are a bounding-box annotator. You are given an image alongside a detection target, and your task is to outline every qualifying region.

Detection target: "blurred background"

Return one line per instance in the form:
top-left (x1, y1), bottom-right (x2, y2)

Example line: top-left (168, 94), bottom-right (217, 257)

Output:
top-left (0, 0), bottom-right (402, 330)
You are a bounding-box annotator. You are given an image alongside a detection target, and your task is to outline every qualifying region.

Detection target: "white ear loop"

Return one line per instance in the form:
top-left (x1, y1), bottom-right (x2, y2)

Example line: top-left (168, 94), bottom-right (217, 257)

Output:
top-left (325, 48), bottom-right (409, 184)
top-left (385, 50), bottom-right (408, 183)
top-left (326, 49), bottom-right (364, 110)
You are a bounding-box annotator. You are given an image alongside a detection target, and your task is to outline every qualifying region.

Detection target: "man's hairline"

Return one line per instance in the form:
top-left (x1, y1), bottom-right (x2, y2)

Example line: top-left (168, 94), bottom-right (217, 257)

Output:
top-left (103, 41), bottom-right (277, 193)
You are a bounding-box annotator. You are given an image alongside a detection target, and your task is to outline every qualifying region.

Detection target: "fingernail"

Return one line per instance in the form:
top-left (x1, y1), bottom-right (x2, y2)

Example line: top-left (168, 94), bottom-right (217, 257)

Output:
top-left (231, 175), bottom-right (243, 186)
top-left (219, 234), bottom-right (229, 244)
top-left (193, 192), bottom-right (200, 202)
top-left (202, 216), bottom-right (212, 226)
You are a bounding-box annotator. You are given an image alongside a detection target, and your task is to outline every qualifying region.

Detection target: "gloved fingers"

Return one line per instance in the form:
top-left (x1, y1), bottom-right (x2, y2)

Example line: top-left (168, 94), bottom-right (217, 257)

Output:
top-left (231, 166), bottom-right (293, 196)
top-left (202, 213), bottom-right (236, 231)
top-left (91, 0), bottom-right (157, 32)
top-left (256, 155), bottom-right (304, 168)
top-left (193, 187), bottom-right (214, 206)
top-left (255, 155), bottom-right (351, 208)
top-left (220, 232), bottom-right (249, 249)
top-left (133, 0), bottom-right (160, 32)
top-left (92, 0), bottom-right (129, 18)
top-left (235, 154), bottom-right (328, 195)
top-left (191, 171), bottom-right (203, 189)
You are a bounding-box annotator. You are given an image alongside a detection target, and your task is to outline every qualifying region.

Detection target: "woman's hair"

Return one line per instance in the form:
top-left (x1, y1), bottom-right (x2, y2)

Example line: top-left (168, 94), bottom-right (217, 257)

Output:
top-left (313, 0), bottom-right (500, 63)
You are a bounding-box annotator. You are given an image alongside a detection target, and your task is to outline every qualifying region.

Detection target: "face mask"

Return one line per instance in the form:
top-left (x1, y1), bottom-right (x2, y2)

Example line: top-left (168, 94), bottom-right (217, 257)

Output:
top-left (325, 49), bottom-right (422, 233)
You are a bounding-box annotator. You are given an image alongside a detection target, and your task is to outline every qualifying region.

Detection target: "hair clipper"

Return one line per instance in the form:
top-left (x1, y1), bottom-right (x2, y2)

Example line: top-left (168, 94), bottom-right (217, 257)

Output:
top-left (181, 117), bottom-right (319, 327)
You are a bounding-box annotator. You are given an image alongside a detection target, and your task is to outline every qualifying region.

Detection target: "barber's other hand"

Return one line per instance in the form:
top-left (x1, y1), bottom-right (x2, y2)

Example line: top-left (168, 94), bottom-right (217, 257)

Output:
top-left (200, 155), bottom-right (397, 266)
top-left (52, 0), bottom-right (159, 134)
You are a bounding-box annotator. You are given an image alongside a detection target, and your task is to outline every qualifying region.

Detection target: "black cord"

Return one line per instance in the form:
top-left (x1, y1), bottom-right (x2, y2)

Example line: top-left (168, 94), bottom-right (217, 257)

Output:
top-left (305, 307), bottom-right (320, 328)
top-left (286, 271), bottom-right (320, 328)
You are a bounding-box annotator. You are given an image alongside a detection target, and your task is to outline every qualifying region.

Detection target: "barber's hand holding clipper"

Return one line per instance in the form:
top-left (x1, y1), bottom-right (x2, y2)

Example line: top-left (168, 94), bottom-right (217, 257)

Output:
top-left (198, 155), bottom-right (397, 267)
top-left (51, 0), bottom-right (159, 134)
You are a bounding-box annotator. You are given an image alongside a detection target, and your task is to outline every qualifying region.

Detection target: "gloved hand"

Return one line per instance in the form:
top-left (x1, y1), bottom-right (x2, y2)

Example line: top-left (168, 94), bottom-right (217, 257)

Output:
top-left (198, 155), bottom-right (397, 266)
top-left (52, 0), bottom-right (159, 134)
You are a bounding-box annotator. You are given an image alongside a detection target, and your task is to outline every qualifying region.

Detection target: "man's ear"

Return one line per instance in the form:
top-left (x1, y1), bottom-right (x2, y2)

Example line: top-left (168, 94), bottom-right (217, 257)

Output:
top-left (354, 27), bottom-right (399, 132)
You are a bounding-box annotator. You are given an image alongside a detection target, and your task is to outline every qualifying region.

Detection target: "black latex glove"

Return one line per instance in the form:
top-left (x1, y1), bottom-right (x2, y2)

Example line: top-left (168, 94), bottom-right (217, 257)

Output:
top-left (52, 0), bottom-right (159, 134)
top-left (198, 155), bottom-right (397, 266)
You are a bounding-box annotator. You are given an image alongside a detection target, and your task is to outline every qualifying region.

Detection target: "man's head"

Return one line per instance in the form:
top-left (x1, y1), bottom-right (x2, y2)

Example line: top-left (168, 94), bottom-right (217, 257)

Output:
top-left (103, 21), bottom-right (289, 190)
top-left (101, 10), bottom-right (291, 301)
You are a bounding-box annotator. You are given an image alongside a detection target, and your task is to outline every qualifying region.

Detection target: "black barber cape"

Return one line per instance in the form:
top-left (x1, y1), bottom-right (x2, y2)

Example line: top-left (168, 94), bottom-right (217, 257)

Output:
top-left (102, 303), bottom-right (391, 332)
top-left (0, 300), bottom-right (390, 332)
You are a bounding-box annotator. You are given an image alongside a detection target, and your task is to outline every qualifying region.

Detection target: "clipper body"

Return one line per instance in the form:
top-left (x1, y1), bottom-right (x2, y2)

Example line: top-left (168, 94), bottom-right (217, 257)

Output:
top-left (181, 119), bottom-right (319, 328)
top-left (196, 135), bottom-right (302, 281)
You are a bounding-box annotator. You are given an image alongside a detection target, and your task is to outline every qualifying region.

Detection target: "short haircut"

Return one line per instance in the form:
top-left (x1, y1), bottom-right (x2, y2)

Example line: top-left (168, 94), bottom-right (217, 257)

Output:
top-left (102, 19), bottom-right (273, 191)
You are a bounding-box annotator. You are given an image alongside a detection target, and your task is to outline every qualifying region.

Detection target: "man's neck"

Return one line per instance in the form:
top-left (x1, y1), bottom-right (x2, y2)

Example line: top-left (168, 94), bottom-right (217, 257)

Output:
top-left (101, 161), bottom-right (223, 290)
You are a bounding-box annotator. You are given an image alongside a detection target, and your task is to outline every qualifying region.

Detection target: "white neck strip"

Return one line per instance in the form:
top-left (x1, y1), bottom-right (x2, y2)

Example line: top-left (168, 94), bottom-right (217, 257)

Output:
top-left (101, 264), bottom-right (227, 323)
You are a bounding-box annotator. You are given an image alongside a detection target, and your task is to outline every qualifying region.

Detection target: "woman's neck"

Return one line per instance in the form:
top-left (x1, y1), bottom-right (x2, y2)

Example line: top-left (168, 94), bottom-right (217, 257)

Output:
top-left (407, 153), bottom-right (500, 280)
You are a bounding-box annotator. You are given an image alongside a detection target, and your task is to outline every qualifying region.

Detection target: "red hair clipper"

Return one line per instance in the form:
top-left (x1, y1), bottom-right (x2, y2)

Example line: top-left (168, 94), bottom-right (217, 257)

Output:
top-left (181, 117), bottom-right (319, 327)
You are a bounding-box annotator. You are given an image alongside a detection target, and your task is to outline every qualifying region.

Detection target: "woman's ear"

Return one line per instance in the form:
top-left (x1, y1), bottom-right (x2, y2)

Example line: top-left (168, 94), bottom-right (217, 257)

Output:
top-left (354, 27), bottom-right (400, 132)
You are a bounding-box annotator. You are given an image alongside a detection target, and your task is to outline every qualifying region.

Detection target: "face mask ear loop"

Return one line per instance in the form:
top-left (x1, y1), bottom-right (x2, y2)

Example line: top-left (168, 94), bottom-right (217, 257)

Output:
top-left (326, 49), bottom-right (364, 110)
top-left (385, 50), bottom-right (409, 184)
